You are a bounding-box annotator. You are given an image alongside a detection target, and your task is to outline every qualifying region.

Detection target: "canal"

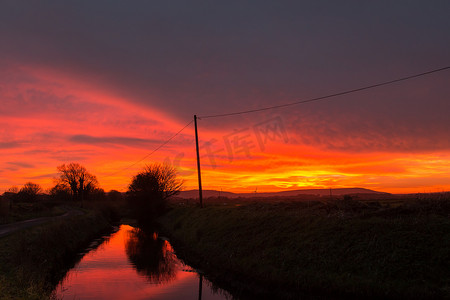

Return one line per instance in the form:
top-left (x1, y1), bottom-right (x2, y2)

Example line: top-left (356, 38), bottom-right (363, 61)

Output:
top-left (54, 224), bottom-right (233, 299)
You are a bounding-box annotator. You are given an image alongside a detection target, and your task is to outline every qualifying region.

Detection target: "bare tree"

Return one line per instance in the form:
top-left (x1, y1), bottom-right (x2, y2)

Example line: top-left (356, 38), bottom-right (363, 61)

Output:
top-left (49, 183), bottom-right (72, 201)
top-left (128, 163), bottom-right (183, 224)
top-left (56, 163), bottom-right (99, 203)
top-left (129, 164), bottom-right (183, 200)
top-left (6, 186), bottom-right (19, 194)
top-left (20, 182), bottom-right (42, 195)
top-left (18, 182), bottom-right (42, 202)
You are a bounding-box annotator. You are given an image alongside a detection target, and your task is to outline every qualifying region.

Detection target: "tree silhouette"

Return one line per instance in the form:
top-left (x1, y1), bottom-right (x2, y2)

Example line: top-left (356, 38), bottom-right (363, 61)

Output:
top-left (6, 186), bottom-right (19, 194)
top-left (49, 183), bottom-right (72, 201)
top-left (56, 163), bottom-right (99, 203)
top-left (18, 182), bottom-right (42, 202)
top-left (128, 163), bottom-right (182, 224)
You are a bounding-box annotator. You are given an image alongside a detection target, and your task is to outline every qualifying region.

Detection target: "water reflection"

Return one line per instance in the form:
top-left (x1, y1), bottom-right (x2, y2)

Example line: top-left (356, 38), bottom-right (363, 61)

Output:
top-left (54, 225), bottom-right (232, 300)
top-left (125, 228), bottom-right (177, 284)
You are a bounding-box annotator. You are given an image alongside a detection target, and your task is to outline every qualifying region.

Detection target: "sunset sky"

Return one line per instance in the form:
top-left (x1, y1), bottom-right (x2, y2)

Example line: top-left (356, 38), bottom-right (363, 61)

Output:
top-left (1, 1), bottom-right (449, 194)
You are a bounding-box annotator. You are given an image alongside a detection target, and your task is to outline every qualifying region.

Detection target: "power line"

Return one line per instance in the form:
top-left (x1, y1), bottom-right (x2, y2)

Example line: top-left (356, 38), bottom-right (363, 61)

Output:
top-left (103, 120), bottom-right (193, 177)
top-left (102, 65), bottom-right (449, 179)
top-left (199, 66), bottom-right (450, 119)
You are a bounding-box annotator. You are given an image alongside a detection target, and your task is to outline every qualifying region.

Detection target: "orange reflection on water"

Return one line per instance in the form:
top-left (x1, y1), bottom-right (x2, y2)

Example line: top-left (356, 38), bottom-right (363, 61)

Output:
top-left (55, 225), bottom-right (229, 300)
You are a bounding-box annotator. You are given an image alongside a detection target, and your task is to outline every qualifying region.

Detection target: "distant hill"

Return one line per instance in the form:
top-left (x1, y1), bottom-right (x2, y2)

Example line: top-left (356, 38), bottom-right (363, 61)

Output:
top-left (178, 188), bottom-right (388, 199)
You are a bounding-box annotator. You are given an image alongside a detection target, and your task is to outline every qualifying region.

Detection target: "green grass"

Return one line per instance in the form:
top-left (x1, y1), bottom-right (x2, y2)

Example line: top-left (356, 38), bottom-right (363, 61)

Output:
top-left (159, 200), bottom-right (450, 299)
top-left (0, 211), bottom-right (112, 299)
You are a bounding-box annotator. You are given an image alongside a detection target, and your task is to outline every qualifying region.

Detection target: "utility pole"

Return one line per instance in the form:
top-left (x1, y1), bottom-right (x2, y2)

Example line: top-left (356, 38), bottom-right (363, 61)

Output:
top-left (198, 273), bottom-right (203, 300)
top-left (194, 115), bottom-right (203, 208)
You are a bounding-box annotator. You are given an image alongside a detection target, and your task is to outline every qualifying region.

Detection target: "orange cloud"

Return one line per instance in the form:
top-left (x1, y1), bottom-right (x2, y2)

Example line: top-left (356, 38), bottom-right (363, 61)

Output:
top-left (2, 64), bottom-right (450, 195)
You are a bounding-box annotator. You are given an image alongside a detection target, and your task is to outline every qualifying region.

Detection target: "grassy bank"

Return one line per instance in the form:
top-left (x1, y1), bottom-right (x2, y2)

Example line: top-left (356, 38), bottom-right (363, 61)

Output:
top-left (159, 199), bottom-right (450, 299)
top-left (0, 199), bottom-right (67, 225)
top-left (0, 210), bottom-right (113, 299)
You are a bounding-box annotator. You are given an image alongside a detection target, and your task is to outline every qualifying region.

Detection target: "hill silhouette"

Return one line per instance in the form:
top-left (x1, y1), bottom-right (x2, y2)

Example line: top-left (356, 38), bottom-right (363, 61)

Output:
top-left (178, 188), bottom-right (388, 199)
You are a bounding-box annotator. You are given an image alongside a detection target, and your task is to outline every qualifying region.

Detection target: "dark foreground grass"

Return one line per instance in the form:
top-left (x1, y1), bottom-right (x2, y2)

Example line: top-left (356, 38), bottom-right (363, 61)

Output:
top-left (0, 211), bottom-right (112, 299)
top-left (158, 200), bottom-right (450, 299)
top-left (0, 200), bottom-right (67, 225)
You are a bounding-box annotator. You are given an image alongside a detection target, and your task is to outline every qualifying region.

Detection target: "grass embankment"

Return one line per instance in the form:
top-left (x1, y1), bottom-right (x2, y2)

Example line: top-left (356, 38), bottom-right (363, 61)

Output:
top-left (0, 210), bottom-right (114, 299)
top-left (0, 200), bottom-right (67, 225)
top-left (159, 199), bottom-right (450, 299)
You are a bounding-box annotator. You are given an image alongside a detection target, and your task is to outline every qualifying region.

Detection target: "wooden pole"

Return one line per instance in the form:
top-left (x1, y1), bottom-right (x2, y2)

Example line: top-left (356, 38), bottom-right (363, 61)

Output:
top-left (198, 273), bottom-right (203, 300)
top-left (194, 115), bottom-right (203, 208)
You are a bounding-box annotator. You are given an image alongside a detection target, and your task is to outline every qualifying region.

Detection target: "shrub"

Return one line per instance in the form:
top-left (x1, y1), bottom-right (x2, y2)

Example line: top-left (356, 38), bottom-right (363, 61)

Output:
top-left (128, 163), bottom-right (182, 226)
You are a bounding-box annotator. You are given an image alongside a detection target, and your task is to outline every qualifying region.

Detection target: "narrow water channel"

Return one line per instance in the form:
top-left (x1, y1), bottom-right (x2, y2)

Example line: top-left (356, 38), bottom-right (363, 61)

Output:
top-left (54, 225), bottom-right (233, 300)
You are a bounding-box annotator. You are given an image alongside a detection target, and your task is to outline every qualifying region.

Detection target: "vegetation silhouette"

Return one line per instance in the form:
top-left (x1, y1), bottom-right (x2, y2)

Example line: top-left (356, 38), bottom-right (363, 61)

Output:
top-left (18, 182), bottom-right (42, 202)
top-left (127, 163), bottom-right (182, 226)
top-left (49, 183), bottom-right (72, 202)
top-left (107, 190), bottom-right (123, 202)
top-left (2, 186), bottom-right (19, 212)
top-left (55, 163), bottom-right (100, 205)
top-left (125, 228), bottom-right (177, 284)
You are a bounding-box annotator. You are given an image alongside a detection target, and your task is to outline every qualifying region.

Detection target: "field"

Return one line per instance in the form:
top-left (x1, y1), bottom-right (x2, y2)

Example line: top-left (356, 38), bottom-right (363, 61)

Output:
top-left (170, 191), bottom-right (432, 208)
top-left (159, 195), bottom-right (450, 299)
top-left (1, 192), bottom-right (449, 299)
top-left (0, 197), bottom-right (67, 225)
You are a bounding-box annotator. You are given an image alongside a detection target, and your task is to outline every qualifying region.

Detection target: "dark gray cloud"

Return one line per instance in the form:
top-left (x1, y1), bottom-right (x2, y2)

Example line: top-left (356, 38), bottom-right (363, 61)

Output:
top-left (69, 134), bottom-right (160, 148)
top-left (3, 161), bottom-right (34, 172)
top-left (0, 141), bottom-right (22, 149)
top-left (26, 173), bottom-right (59, 180)
top-left (7, 162), bottom-right (34, 168)
top-left (48, 149), bottom-right (95, 163)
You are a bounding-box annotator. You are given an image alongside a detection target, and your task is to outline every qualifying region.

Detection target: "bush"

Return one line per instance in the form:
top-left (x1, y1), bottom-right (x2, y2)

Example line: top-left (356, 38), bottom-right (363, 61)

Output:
top-left (128, 163), bottom-right (182, 226)
top-left (17, 182), bottom-right (42, 202)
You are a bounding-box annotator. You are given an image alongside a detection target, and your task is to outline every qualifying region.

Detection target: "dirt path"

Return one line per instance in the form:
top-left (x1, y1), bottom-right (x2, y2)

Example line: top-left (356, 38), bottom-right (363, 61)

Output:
top-left (0, 207), bottom-right (84, 238)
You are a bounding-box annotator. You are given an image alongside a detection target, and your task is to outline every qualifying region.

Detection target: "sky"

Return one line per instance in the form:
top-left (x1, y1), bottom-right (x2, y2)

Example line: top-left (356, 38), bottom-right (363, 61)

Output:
top-left (1, 1), bottom-right (449, 194)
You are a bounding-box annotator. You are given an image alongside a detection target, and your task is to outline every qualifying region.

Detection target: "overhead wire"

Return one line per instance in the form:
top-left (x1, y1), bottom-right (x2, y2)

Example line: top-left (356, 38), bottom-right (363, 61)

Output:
top-left (103, 119), bottom-right (193, 177)
top-left (199, 66), bottom-right (450, 119)
top-left (103, 65), bottom-right (449, 178)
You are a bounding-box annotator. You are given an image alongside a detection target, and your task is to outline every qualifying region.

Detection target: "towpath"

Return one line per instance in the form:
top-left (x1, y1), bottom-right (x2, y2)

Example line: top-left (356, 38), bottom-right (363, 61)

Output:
top-left (0, 207), bottom-right (84, 238)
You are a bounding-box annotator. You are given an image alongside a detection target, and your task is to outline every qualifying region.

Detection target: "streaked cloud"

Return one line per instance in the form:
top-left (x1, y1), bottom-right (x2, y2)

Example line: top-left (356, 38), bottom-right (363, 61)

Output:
top-left (1, 1), bottom-right (450, 193)
top-left (69, 135), bottom-right (161, 148)
top-left (0, 141), bottom-right (23, 149)
top-left (6, 162), bottom-right (34, 169)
